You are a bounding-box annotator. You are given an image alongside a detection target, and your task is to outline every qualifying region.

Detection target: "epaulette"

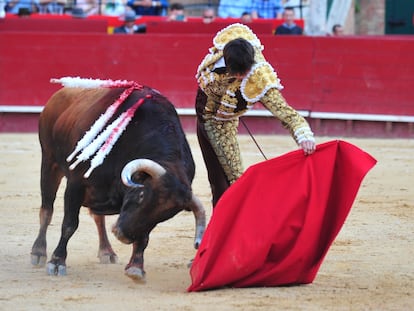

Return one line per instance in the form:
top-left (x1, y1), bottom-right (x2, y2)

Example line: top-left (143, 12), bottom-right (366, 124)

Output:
top-left (240, 62), bottom-right (284, 103)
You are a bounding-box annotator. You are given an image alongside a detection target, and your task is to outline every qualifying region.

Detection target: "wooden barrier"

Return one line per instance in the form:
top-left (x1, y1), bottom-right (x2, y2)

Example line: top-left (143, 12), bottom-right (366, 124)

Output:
top-left (0, 29), bottom-right (413, 137)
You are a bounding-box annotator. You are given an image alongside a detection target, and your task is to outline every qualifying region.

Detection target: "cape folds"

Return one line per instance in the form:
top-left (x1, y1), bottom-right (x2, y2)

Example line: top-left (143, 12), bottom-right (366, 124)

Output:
top-left (188, 140), bottom-right (376, 292)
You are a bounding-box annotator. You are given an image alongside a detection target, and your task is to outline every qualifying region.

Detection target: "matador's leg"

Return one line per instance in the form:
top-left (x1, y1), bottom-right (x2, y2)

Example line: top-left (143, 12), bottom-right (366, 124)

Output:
top-left (204, 118), bottom-right (244, 184)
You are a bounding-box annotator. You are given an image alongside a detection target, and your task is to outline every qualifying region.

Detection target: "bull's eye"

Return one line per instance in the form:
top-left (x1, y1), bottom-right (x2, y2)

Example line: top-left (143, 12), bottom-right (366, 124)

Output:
top-left (138, 190), bottom-right (144, 204)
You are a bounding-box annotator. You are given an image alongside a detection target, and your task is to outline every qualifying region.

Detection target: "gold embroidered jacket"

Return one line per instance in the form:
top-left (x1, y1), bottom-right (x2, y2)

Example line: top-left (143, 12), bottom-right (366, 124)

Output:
top-left (196, 23), bottom-right (314, 145)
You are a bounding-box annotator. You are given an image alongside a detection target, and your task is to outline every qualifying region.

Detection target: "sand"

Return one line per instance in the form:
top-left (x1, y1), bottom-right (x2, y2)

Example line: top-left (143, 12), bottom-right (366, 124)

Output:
top-left (0, 133), bottom-right (413, 311)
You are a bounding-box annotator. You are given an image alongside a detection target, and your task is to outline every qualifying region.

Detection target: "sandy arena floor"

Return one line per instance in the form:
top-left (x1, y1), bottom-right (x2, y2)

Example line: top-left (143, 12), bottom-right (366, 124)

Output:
top-left (0, 133), bottom-right (413, 311)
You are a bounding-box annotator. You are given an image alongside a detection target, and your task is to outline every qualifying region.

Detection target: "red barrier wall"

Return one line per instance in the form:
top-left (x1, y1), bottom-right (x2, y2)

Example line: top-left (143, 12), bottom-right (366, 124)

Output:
top-left (1, 31), bottom-right (414, 136)
top-left (0, 16), bottom-right (108, 32)
top-left (311, 36), bottom-right (414, 115)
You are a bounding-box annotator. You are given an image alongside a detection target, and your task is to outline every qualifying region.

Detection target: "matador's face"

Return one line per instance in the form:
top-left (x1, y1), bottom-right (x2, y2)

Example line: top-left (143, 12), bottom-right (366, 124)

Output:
top-left (231, 71), bottom-right (249, 81)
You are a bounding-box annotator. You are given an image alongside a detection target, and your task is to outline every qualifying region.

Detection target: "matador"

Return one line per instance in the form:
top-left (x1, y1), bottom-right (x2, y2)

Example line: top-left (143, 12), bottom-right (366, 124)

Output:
top-left (195, 23), bottom-right (315, 207)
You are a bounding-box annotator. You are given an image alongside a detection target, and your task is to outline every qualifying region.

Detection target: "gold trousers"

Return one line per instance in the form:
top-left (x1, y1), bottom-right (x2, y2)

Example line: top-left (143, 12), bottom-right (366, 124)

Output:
top-left (204, 118), bottom-right (243, 184)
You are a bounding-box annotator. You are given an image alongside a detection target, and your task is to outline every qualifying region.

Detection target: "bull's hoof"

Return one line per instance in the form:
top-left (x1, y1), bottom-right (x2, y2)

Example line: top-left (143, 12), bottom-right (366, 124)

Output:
top-left (46, 262), bottom-right (67, 276)
top-left (31, 254), bottom-right (47, 267)
top-left (98, 252), bottom-right (118, 264)
top-left (125, 266), bottom-right (146, 283)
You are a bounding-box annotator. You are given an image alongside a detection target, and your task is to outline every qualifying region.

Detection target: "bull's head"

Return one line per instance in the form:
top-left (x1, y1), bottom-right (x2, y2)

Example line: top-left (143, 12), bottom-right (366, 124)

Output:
top-left (111, 158), bottom-right (205, 281)
top-left (112, 159), bottom-right (168, 244)
top-left (112, 159), bottom-right (205, 249)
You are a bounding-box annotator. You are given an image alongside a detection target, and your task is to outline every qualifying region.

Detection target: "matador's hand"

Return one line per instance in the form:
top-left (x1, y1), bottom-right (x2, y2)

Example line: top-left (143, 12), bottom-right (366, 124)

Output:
top-left (300, 140), bottom-right (316, 155)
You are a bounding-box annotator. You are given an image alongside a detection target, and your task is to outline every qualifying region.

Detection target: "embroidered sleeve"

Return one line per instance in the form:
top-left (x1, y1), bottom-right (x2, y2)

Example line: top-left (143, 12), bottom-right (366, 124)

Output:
top-left (261, 88), bottom-right (315, 144)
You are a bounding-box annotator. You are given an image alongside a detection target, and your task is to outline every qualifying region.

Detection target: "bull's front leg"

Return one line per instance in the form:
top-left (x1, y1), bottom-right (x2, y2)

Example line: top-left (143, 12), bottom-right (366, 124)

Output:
top-left (124, 235), bottom-right (149, 283)
top-left (47, 182), bottom-right (84, 276)
top-left (47, 210), bottom-right (80, 275)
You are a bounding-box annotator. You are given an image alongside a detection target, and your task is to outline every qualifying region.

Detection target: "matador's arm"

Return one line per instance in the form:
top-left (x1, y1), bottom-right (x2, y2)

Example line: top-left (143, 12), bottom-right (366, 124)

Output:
top-left (260, 88), bottom-right (315, 145)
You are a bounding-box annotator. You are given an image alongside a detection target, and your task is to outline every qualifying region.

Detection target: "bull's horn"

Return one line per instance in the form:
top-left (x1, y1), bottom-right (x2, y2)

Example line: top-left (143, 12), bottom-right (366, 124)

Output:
top-left (121, 159), bottom-right (166, 187)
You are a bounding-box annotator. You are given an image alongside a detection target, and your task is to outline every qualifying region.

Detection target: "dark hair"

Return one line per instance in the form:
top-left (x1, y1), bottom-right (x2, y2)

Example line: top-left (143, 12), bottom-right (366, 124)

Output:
top-left (332, 24), bottom-right (342, 32)
top-left (223, 38), bottom-right (255, 75)
top-left (170, 3), bottom-right (184, 11)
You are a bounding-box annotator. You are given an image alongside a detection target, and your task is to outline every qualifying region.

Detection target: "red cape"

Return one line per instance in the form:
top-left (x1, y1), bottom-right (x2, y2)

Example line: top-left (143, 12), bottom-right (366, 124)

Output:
top-left (188, 140), bottom-right (376, 292)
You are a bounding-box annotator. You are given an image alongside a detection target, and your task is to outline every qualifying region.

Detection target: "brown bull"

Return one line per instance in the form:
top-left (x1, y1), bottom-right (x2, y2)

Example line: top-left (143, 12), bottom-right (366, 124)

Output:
top-left (30, 78), bottom-right (205, 282)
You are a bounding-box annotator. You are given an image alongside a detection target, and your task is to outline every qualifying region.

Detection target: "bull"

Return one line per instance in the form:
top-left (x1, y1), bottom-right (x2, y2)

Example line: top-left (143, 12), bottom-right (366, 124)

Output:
top-left (30, 78), bottom-right (206, 282)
